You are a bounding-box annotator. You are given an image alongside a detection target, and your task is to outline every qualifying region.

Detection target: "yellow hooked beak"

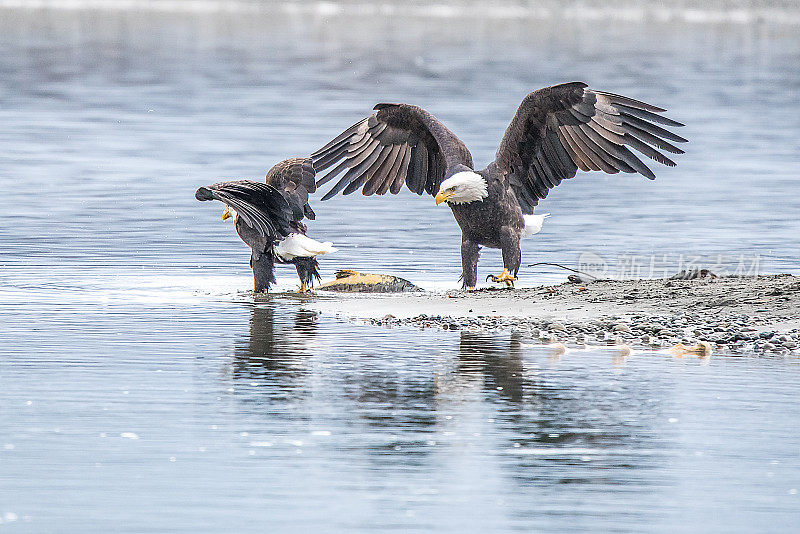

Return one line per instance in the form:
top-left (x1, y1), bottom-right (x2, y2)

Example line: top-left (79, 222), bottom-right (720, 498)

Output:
top-left (222, 206), bottom-right (232, 221)
top-left (435, 190), bottom-right (454, 206)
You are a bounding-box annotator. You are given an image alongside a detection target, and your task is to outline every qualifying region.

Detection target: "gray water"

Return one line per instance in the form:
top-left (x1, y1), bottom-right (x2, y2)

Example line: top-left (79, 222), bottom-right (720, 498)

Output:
top-left (1, 4), bottom-right (800, 532)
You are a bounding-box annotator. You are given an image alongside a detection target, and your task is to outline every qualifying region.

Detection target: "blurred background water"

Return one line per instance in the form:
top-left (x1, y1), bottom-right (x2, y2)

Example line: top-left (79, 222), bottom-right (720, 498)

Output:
top-left (1, 1), bottom-right (799, 532)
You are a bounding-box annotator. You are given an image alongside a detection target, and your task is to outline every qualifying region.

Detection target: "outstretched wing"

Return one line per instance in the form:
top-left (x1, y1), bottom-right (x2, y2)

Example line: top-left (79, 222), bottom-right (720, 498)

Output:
top-left (195, 180), bottom-right (296, 239)
top-left (496, 82), bottom-right (687, 213)
top-left (311, 103), bottom-right (473, 200)
top-left (265, 157), bottom-right (318, 220)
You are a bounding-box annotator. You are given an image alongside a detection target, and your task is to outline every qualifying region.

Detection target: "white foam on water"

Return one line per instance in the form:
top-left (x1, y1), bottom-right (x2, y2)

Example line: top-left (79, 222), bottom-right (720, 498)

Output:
top-left (0, 267), bottom-right (313, 306)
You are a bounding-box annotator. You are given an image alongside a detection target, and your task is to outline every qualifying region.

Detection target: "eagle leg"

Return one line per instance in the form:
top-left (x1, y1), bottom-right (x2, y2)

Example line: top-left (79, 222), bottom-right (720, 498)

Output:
top-left (293, 256), bottom-right (321, 293)
top-left (461, 238), bottom-right (480, 290)
top-left (488, 227), bottom-right (521, 288)
top-left (251, 250), bottom-right (276, 293)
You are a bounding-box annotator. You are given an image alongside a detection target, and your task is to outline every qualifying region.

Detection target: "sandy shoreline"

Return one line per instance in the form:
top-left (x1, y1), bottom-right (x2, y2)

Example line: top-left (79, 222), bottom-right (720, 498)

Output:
top-left (307, 274), bottom-right (800, 354)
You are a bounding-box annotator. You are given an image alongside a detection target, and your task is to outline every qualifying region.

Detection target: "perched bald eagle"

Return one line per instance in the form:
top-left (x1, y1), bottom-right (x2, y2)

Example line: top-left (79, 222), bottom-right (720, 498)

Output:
top-left (311, 82), bottom-right (685, 288)
top-left (196, 158), bottom-right (336, 293)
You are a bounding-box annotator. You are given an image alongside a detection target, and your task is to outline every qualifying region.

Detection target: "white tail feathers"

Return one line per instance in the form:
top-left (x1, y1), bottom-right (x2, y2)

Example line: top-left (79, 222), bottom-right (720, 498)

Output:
top-left (274, 233), bottom-right (338, 260)
top-left (522, 213), bottom-right (550, 238)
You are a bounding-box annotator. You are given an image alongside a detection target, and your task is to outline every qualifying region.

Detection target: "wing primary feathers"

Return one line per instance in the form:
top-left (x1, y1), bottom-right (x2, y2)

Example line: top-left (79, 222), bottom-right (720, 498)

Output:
top-left (373, 144), bottom-right (405, 195)
top-left (624, 133), bottom-right (677, 167)
top-left (570, 125), bottom-right (622, 173)
top-left (346, 138), bottom-right (382, 170)
top-left (320, 173), bottom-right (353, 201)
top-left (347, 130), bottom-right (375, 153)
top-left (313, 144), bottom-right (349, 172)
top-left (353, 141), bottom-right (384, 171)
top-left (620, 113), bottom-right (688, 144)
top-left (364, 145), bottom-right (403, 196)
top-left (591, 112), bottom-right (626, 134)
top-left (311, 120), bottom-right (365, 156)
top-left (593, 90), bottom-right (667, 112)
top-left (577, 123), bottom-right (633, 171)
top-left (623, 122), bottom-right (685, 154)
top-left (615, 104), bottom-right (684, 127)
top-left (585, 117), bottom-right (627, 144)
top-left (563, 126), bottom-right (604, 171)
top-left (362, 144), bottom-right (402, 195)
top-left (316, 159), bottom-right (351, 187)
top-left (571, 125), bottom-right (624, 172)
top-left (341, 175), bottom-right (368, 196)
top-left (322, 144), bottom-right (386, 201)
top-left (614, 145), bottom-right (656, 179)
top-left (342, 145), bottom-right (392, 195)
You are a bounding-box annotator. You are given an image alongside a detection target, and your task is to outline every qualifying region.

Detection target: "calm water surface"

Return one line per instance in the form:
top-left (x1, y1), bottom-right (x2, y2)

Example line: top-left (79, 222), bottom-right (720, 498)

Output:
top-left (1, 4), bottom-right (799, 532)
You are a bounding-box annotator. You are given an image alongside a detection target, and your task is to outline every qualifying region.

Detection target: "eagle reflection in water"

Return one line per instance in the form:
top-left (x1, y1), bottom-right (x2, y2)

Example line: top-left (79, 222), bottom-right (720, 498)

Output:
top-left (456, 331), bottom-right (527, 403)
top-left (232, 305), bottom-right (317, 387)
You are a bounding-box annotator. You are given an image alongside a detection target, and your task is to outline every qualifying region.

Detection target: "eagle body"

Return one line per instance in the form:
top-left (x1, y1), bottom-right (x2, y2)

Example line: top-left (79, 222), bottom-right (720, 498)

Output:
top-left (312, 82), bottom-right (685, 288)
top-left (451, 167), bottom-right (524, 248)
top-left (449, 167), bottom-right (526, 286)
top-left (196, 157), bottom-right (335, 293)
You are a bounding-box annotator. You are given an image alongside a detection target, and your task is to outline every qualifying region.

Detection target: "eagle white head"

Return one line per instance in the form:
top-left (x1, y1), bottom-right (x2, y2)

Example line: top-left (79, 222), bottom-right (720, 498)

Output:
top-left (435, 171), bottom-right (488, 205)
top-left (221, 205), bottom-right (236, 221)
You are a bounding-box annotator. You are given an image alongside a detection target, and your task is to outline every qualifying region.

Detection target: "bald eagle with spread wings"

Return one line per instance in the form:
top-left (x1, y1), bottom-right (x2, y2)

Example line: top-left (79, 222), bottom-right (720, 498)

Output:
top-left (196, 158), bottom-right (336, 293)
top-left (311, 82), bottom-right (685, 289)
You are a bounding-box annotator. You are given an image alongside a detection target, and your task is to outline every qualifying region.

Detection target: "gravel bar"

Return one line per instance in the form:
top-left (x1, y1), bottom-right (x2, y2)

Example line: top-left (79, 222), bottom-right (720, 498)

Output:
top-left (310, 274), bottom-right (800, 355)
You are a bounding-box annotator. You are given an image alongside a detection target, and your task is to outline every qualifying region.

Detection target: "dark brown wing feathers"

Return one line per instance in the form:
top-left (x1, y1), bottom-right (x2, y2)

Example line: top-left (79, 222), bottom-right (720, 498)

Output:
top-left (265, 157), bottom-right (317, 221)
top-left (495, 82), bottom-right (686, 212)
top-left (312, 103), bottom-right (472, 200)
top-left (195, 181), bottom-right (295, 239)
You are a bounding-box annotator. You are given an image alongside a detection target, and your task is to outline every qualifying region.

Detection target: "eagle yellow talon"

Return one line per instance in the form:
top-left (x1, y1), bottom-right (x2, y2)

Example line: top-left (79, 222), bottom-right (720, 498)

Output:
top-left (298, 282), bottom-right (308, 294)
top-left (486, 268), bottom-right (515, 287)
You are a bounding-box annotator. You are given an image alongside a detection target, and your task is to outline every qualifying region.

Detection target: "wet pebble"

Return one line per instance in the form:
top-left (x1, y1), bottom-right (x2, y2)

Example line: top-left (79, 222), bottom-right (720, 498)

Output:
top-left (362, 303), bottom-right (798, 355)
